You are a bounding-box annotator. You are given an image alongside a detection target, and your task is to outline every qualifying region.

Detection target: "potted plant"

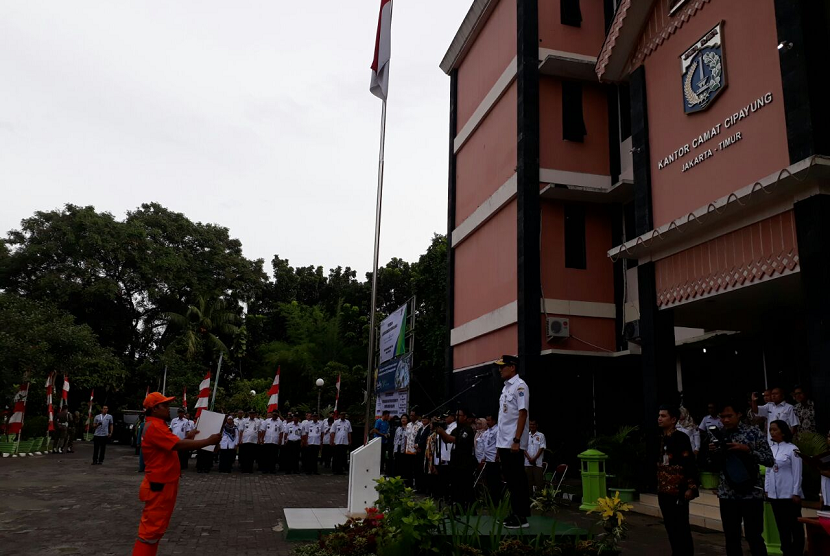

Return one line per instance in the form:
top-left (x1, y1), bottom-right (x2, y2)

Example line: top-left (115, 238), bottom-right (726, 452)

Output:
top-left (587, 425), bottom-right (643, 502)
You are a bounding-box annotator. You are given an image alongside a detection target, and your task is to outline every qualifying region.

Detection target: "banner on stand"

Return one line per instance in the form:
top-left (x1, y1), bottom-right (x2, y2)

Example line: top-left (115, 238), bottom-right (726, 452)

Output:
top-left (375, 389), bottom-right (408, 417)
top-left (379, 303), bottom-right (407, 364)
top-left (376, 352), bottom-right (412, 393)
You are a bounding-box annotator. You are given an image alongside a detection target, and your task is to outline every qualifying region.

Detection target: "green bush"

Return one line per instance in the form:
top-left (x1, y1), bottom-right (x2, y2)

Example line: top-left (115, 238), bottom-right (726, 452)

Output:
top-left (21, 415), bottom-right (49, 439)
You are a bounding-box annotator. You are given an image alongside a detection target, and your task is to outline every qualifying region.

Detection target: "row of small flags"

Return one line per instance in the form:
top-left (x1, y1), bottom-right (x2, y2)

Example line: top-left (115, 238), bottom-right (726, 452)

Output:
top-left (6, 365), bottom-right (343, 441)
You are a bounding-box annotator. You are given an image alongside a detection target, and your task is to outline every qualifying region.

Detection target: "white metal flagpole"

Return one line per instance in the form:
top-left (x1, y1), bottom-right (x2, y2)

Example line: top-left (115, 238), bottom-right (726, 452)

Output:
top-left (161, 366), bottom-right (168, 396)
top-left (211, 352), bottom-right (224, 411)
top-left (363, 99), bottom-right (388, 444)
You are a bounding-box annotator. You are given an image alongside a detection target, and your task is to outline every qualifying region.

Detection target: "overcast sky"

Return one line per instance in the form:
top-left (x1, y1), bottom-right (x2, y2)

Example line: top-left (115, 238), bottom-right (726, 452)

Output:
top-left (0, 1), bottom-right (471, 277)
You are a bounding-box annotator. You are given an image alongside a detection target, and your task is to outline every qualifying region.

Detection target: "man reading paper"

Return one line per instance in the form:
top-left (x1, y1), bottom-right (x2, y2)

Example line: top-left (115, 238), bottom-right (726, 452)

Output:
top-left (132, 392), bottom-right (220, 556)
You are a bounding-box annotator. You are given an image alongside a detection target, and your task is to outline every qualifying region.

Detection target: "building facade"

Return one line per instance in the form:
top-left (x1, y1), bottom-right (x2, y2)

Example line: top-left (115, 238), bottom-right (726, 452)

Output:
top-left (442, 0), bottom-right (830, 445)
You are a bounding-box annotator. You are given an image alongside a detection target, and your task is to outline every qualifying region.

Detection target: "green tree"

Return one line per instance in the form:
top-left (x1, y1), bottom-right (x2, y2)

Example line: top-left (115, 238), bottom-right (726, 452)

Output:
top-left (164, 296), bottom-right (240, 360)
top-left (0, 293), bottom-right (126, 409)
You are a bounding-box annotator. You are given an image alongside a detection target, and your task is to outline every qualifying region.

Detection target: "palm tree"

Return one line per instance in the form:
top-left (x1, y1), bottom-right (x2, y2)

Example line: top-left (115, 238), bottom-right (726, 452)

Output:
top-left (165, 296), bottom-right (240, 360)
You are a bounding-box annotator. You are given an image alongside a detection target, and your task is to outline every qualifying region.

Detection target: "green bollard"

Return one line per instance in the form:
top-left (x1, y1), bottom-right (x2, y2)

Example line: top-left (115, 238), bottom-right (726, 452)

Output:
top-left (760, 466), bottom-right (783, 555)
top-left (578, 449), bottom-right (608, 511)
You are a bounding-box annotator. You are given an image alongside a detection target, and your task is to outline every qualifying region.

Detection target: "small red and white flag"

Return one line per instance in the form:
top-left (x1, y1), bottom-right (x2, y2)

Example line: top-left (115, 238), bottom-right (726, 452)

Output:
top-left (85, 389), bottom-right (94, 434)
top-left (60, 374), bottom-right (70, 408)
top-left (267, 366), bottom-right (280, 413)
top-left (334, 373), bottom-right (341, 416)
top-left (183, 386), bottom-right (188, 412)
top-left (194, 372), bottom-right (211, 419)
top-left (370, 0), bottom-right (393, 101)
top-left (46, 373), bottom-right (55, 432)
top-left (8, 382), bottom-right (30, 436)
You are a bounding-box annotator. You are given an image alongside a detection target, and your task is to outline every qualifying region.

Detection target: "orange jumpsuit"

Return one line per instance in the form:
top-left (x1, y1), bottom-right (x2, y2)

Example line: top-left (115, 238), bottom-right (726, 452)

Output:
top-left (132, 416), bottom-right (181, 556)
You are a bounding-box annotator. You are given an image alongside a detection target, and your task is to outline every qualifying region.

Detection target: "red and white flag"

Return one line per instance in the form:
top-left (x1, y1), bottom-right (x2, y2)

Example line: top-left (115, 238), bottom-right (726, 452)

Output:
top-left (194, 372), bottom-right (211, 419)
top-left (183, 386), bottom-right (188, 412)
top-left (370, 0), bottom-right (393, 100)
top-left (334, 373), bottom-right (342, 416)
top-left (8, 382), bottom-right (30, 436)
top-left (85, 389), bottom-right (94, 434)
top-left (267, 366), bottom-right (280, 413)
top-left (60, 375), bottom-right (70, 408)
top-left (46, 373), bottom-right (55, 432)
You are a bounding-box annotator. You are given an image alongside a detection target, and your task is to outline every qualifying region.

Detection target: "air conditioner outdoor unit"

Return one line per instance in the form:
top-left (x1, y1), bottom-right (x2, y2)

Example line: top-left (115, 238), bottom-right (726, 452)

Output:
top-left (623, 320), bottom-right (641, 344)
top-left (546, 317), bottom-right (570, 342)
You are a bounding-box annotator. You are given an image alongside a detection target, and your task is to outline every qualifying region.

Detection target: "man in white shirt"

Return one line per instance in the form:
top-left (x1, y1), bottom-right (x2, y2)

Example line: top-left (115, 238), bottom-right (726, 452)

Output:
top-left (322, 413), bottom-right (335, 468)
top-left (259, 411), bottom-right (282, 474)
top-left (698, 402), bottom-right (723, 433)
top-left (751, 388), bottom-right (799, 444)
top-left (91, 405), bottom-right (114, 465)
top-left (330, 413), bottom-right (352, 475)
top-left (282, 414), bottom-right (303, 474)
top-left (170, 409), bottom-right (193, 470)
top-left (437, 413), bottom-right (456, 500)
top-left (495, 355), bottom-right (530, 529)
top-left (524, 419), bottom-right (546, 494)
top-left (481, 415), bottom-right (501, 505)
top-left (238, 409), bottom-right (261, 473)
top-left (302, 413), bottom-right (324, 475)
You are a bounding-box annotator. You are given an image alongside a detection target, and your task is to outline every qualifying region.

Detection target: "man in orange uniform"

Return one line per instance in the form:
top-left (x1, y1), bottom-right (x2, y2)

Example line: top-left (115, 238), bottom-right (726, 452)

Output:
top-left (133, 392), bottom-right (220, 556)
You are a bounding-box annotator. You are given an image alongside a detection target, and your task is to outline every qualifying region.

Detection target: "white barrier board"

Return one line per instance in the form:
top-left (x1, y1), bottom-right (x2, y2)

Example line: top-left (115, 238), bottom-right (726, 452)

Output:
top-left (347, 437), bottom-right (381, 515)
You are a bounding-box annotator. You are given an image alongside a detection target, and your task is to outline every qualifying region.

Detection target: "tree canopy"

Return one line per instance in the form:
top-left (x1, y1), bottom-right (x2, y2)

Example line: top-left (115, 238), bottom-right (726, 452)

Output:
top-left (0, 203), bottom-right (448, 424)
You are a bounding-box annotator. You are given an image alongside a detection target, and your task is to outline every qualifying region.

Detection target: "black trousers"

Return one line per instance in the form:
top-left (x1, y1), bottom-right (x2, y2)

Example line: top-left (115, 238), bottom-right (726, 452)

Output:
top-left (303, 444), bottom-right (319, 474)
top-left (283, 440), bottom-right (301, 473)
top-left (769, 499), bottom-right (804, 556)
top-left (450, 466), bottom-right (475, 510)
top-left (196, 449), bottom-right (213, 472)
top-left (498, 448), bottom-right (530, 518)
top-left (321, 444), bottom-right (332, 468)
top-left (437, 465), bottom-right (452, 502)
top-left (92, 436), bottom-right (108, 463)
top-left (261, 444), bottom-right (279, 473)
top-left (658, 494), bottom-right (694, 556)
top-left (178, 449), bottom-right (190, 470)
top-left (332, 444), bottom-right (348, 474)
top-left (412, 453), bottom-right (426, 492)
top-left (239, 443), bottom-right (257, 473)
top-left (484, 461), bottom-right (504, 507)
top-left (219, 448), bottom-right (235, 472)
top-left (395, 452), bottom-right (409, 484)
top-left (718, 498), bottom-right (767, 556)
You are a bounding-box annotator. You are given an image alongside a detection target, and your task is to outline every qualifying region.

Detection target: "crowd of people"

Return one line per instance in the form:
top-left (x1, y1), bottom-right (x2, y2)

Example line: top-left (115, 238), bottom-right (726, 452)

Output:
top-left (656, 385), bottom-right (828, 556)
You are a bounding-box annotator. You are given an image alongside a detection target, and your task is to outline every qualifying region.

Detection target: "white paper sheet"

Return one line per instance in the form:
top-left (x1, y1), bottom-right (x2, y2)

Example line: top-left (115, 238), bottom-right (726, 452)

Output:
top-left (194, 410), bottom-right (226, 452)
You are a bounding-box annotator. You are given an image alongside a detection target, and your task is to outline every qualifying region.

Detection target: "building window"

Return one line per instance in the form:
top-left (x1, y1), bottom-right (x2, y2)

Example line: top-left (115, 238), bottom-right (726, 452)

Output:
top-left (561, 0), bottom-right (582, 27)
top-left (618, 83), bottom-right (631, 141)
top-left (562, 81), bottom-right (586, 143)
top-left (565, 204), bottom-right (587, 270)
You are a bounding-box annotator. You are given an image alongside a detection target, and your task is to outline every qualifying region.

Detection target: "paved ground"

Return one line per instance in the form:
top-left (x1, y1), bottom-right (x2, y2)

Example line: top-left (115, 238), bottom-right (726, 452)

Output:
top-left (0, 441), bottom-right (729, 555)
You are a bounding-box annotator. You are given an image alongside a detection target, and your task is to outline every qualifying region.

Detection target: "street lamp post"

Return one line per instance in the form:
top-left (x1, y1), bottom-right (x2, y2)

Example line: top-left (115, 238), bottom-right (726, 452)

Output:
top-left (315, 378), bottom-right (324, 416)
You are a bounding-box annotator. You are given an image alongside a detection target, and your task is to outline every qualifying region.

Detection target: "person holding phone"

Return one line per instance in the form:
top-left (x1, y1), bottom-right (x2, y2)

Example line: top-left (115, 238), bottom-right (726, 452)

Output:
top-left (657, 405), bottom-right (698, 556)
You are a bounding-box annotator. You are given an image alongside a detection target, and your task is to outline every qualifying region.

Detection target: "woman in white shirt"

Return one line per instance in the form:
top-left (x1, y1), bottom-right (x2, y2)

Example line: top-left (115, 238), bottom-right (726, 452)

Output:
top-left (218, 416), bottom-right (239, 473)
top-left (392, 416), bottom-right (408, 480)
top-left (765, 420), bottom-right (804, 556)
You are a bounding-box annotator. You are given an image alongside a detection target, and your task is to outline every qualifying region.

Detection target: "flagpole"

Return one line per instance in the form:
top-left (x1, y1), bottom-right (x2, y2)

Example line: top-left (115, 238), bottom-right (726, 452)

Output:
top-left (363, 99), bottom-right (387, 445)
top-left (161, 366), bottom-right (168, 396)
top-left (210, 352), bottom-right (223, 411)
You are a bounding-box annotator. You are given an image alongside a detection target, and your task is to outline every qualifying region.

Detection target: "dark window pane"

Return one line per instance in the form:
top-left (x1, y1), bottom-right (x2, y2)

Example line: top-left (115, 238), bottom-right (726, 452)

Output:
top-left (561, 0), bottom-right (583, 27)
top-left (565, 204), bottom-right (587, 270)
top-left (562, 81), bottom-right (586, 143)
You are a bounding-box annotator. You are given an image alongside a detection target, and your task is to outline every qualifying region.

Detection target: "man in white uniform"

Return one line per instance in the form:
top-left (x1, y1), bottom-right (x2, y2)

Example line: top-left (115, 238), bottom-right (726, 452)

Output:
top-left (170, 409), bottom-right (193, 470)
top-left (302, 413), bottom-right (324, 475)
top-left (751, 388), bottom-right (799, 444)
top-left (481, 414), bottom-right (501, 505)
top-left (330, 413), bottom-right (352, 475)
top-left (495, 355), bottom-right (530, 529)
top-left (238, 409), bottom-right (261, 473)
top-left (259, 411), bottom-right (282, 474)
top-left (524, 419), bottom-right (546, 494)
